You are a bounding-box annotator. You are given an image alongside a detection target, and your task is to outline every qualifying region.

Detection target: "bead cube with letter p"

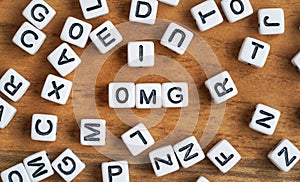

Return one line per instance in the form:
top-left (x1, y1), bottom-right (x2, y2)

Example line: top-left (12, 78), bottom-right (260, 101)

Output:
top-left (102, 161), bottom-right (130, 182)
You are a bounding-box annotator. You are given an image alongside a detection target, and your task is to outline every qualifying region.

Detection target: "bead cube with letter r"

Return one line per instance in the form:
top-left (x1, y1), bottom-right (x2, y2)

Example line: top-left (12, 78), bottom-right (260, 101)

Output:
top-left (258, 8), bottom-right (285, 35)
top-left (31, 114), bottom-right (58, 142)
top-left (102, 161), bottom-right (130, 182)
top-left (1, 163), bottom-right (31, 182)
top-left (0, 97), bottom-right (17, 129)
top-left (80, 119), bottom-right (106, 146)
top-left (79, 0), bottom-right (109, 19)
top-left (129, 0), bottom-right (158, 25)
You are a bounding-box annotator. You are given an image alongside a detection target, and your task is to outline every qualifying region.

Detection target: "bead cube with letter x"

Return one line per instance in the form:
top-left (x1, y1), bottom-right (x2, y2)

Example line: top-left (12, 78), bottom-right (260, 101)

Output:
top-left (102, 161), bottom-right (130, 182)
top-left (80, 119), bottom-right (106, 146)
top-left (41, 74), bottom-right (73, 105)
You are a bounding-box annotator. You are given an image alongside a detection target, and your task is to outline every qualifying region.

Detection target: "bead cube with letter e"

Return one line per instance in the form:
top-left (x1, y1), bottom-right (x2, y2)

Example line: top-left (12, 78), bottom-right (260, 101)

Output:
top-left (52, 148), bottom-right (86, 182)
top-left (173, 136), bottom-right (205, 168)
top-left (47, 43), bottom-right (81, 77)
top-left (80, 119), bottom-right (106, 146)
top-left (128, 41), bottom-right (155, 67)
top-left (121, 123), bottom-right (155, 156)
top-left (149, 145), bottom-right (180, 177)
top-left (23, 150), bottom-right (54, 181)
top-left (102, 161), bottom-right (130, 182)
top-left (207, 140), bottom-right (241, 173)
top-left (1, 163), bottom-right (31, 182)
top-left (79, 0), bottom-right (109, 19)
top-left (191, 0), bottom-right (224, 32)
top-left (109, 82), bottom-right (136, 108)
top-left (60, 17), bottom-right (92, 48)
top-left (41, 74), bottom-right (73, 105)
top-left (159, 0), bottom-right (179, 6)
top-left (12, 22), bottom-right (46, 55)
top-left (31, 114), bottom-right (58, 142)
top-left (291, 51), bottom-right (300, 72)
top-left (249, 104), bottom-right (281, 135)
top-left (22, 0), bottom-right (56, 30)
top-left (205, 71), bottom-right (238, 104)
top-left (221, 0), bottom-right (253, 23)
top-left (129, 0), bottom-right (158, 25)
top-left (258, 8), bottom-right (285, 35)
top-left (238, 37), bottom-right (270, 68)
top-left (162, 82), bottom-right (188, 108)
top-left (90, 21), bottom-right (123, 54)
top-left (0, 97), bottom-right (17, 129)
top-left (268, 139), bottom-right (300, 172)
top-left (0, 68), bottom-right (30, 102)
top-left (136, 83), bottom-right (162, 109)
top-left (161, 22), bottom-right (194, 55)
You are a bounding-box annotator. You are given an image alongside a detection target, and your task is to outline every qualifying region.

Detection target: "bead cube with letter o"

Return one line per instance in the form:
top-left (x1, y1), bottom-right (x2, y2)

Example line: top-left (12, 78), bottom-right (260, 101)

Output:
top-left (238, 37), bottom-right (270, 68)
top-left (205, 71), bottom-right (238, 104)
top-left (12, 22), bottom-right (46, 55)
top-left (161, 23), bottom-right (193, 55)
top-left (52, 148), bottom-right (86, 182)
top-left (128, 41), bottom-right (155, 67)
top-left (109, 82), bottom-right (136, 108)
top-left (268, 139), bottom-right (300, 172)
top-left (80, 119), bottom-right (106, 146)
top-left (207, 140), bottom-right (241, 173)
top-left (102, 161), bottom-right (130, 182)
top-left (60, 17), bottom-right (92, 48)
top-left (258, 8), bottom-right (285, 35)
top-left (0, 97), bottom-right (17, 129)
top-left (191, 0), bottom-right (224, 32)
top-left (291, 51), bottom-right (300, 72)
top-left (0, 68), bottom-right (30, 102)
top-left (41, 74), bottom-right (73, 105)
top-left (221, 0), bottom-right (253, 23)
top-left (90, 21), bottom-right (123, 54)
top-left (1, 163), bottom-right (31, 182)
top-left (31, 114), bottom-right (58, 142)
top-left (79, 0), bottom-right (109, 19)
top-left (22, 0), bottom-right (56, 30)
top-left (129, 0), bottom-right (158, 25)
top-left (121, 123), bottom-right (155, 156)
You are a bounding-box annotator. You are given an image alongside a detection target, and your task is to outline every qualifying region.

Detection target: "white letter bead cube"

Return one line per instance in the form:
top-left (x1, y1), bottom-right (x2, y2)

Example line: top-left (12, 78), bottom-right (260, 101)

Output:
top-left (291, 51), bottom-right (300, 72)
top-left (207, 140), bottom-right (241, 173)
top-left (249, 104), bottom-right (281, 135)
top-left (80, 119), bottom-right (106, 146)
top-left (31, 114), bottom-right (58, 142)
top-left (0, 97), bottom-right (17, 129)
top-left (197, 176), bottom-right (210, 182)
top-left (258, 8), bottom-right (285, 35)
top-left (162, 82), bottom-right (188, 108)
top-left (1, 163), bottom-right (31, 182)
top-left (268, 139), bottom-right (300, 172)
top-left (221, 0), bottom-right (253, 23)
top-left (102, 161), bottom-right (130, 182)
top-left (149, 145), bottom-right (180, 177)
top-left (90, 21), bottom-right (123, 54)
top-left (128, 41), bottom-right (155, 67)
top-left (238, 37), bottom-right (270, 68)
top-left (47, 43), bottom-right (81, 77)
top-left (159, 0), bottom-right (179, 6)
top-left (23, 151), bottom-right (54, 181)
top-left (12, 22), bottom-right (46, 55)
top-left (121, 123), bottom-right (155, 156)
top-left (205, 71), bottom-right (238, 104)
top-left (161, 23), bottom-right (194, 55)
top-left (136, 83), bottom-right (162, 109)
top-left (173, 136), bottom-right (205, 168)
top-left (109, 83), bottom-right (135, 108)
top-left (0, 68), bottom-right (30, 102)
top-left (52, 148), bottom-right (86, 182)
top-left (41, 74), bottom-right (73, 105)
top-left (22, 0), bottom-right (56, 30)
top-left (190, 0), bottom-right (224, 32)
top-left (129, 0), bottom-right (158, 25)
top-left (60, 17), bottom-right (92, 48)
top-left (79, 0), bottom-right (109, 19)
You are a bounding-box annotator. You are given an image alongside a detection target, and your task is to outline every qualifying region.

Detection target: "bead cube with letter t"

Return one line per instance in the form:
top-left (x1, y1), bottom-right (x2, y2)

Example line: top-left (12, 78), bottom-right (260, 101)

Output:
top-left (80, 119), bottom-right (106, 146)
top-left (102, 161), bottom-right (130, 182)
top-left (31, 114), bottom-right (58, 142)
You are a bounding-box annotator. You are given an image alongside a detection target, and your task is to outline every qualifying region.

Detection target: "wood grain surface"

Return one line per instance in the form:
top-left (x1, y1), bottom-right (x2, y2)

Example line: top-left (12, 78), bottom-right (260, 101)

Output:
top-left (0, 0), bottom-right (299, 181)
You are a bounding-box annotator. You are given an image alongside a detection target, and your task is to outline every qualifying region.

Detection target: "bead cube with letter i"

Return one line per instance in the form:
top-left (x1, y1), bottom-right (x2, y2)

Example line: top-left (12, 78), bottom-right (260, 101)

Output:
top-left (207, 140), bottom-right (241, 173)
top-left (1, 163), bottom-right (31, 182)
top-left (90, 21), bottom-right (123, 54)
top-left (291, 51), bottom-right (300, 72)
top-left (60, 17), bottom-right (92, 48)
top-left (12, 22), bottom-right (46, 55)
top-left (52, 148), bottom-right (86, 182)
top-left (0, 97), bottom-right (17, 129)
top-left (258, 8), bottom-right (285, 35)
top-left (102, 161), bottom-right (130, 182)
top-left (80, 119), bottom-right (106, 146)
top-left (129, 0), bottom-right (158, 25)
top-left (161, 23), bottom-right (194, 55)
top-left (268, 139), bottom-right (300, 172)
top-left (79, 0), bottom-right (109, 19)
top-left (191, 0), bottom-right (224, 32)
top-left (128, 41), bottom-right (155, 67)
top-left (238, 37), bottom-right (270, 68)
top-left (205, 71), bottom-right (238, 104)
top-left (22, 0), bottom-right (56, 30)
top-left (249, 104), bottom-right (281, 135)
top-left (41, 74), bottom-right (73, 105)
top-left (121, 123), bottom-right (155, 156)
top-left (0, 68), bottom-right (30, 102)
top-left (31, 114), bottom-right (58, 142)
top-left (221, 0), bottom-right (253, 23)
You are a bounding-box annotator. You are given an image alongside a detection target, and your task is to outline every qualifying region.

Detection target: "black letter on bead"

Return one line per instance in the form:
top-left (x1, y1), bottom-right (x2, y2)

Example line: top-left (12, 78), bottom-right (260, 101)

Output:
top-left (69, 23), bottom-right (84, 40)
top-left (96, 27), bottom-right (116, 47)
top-left (108, 165), bottom-right (123, 182)
top-left (136, 1), bottom-right (152, 18)
top-left (84, 123), bottom-right (101, 142)
top-left (31, 4), bottom-right (49, 22)
top-left (198, 10), bottom-right (216, 24)
top-left (278, 147), bottom-right (297, 167)
top-left (58, 157), bottom-right (76, 175)
top-left (86, 0), bottom-right (103, 12)
top-left (230, 0), bottom-right (245, 15)
top-left (214, 78), bottom-right (233, 97)
top-left (8, 170), bottom-right (23, 182)
top-left (21, 30), bottom-right (39, 48)
top-left (115, 88), bottom-right (129, 104)
top-left (168, 29), bottom-right (186, 47)
top-left (35, 119), bottom-right (53, 136)
top-left (215, 153), bottom-right (234, 166)
top-left (179, 143), bottom-right (199, 162)
top-left (4, 75), bottom-right (23, 96)
top-left (154, 154), bottom-right (173, 170)
top-left (167, 87), bottom-right (183, 104)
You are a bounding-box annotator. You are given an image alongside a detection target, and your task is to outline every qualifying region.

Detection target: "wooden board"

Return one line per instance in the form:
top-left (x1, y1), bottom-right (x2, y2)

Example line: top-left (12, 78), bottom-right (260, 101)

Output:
top-left (0, 0), bottom-right (299, 181)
